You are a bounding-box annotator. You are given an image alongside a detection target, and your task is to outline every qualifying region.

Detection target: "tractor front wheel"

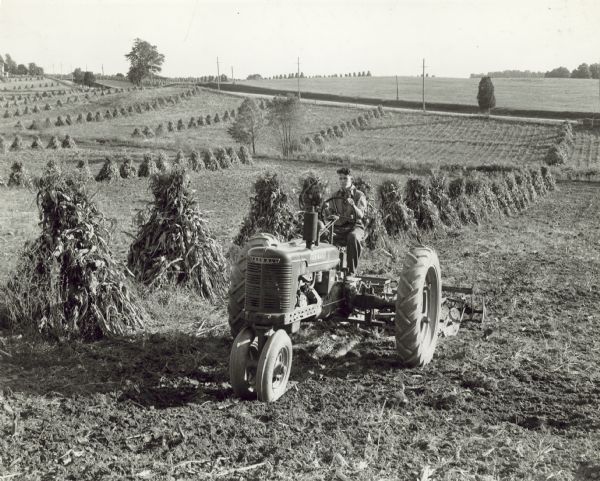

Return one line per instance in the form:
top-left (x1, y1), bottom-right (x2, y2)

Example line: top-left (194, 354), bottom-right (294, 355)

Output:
top-left (228, 233), bottom-right (279, 338)
top-left (256, 330), bottom-right (293, 402)
top-left (395, 246), bottom-right (442, 367)
top-left (229, 327), bottom-right (259, 399)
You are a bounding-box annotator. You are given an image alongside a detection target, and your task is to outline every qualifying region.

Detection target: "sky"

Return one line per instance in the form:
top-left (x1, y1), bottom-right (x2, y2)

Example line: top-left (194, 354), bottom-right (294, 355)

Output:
top-left (0, 0), bottom-right (598, 79)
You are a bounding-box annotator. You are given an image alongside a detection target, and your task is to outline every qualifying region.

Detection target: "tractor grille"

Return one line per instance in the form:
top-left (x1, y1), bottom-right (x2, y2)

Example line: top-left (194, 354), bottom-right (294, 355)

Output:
top-left (245, 261), bottom-right (293, 312)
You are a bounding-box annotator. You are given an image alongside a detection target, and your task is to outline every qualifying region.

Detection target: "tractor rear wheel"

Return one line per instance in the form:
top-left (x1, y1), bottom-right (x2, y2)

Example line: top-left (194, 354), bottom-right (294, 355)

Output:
top-left (395, 246), bottom-right (442, 367)
top-left (256, 329), bottom-right (293, 402)
top-left (228, 233), bottom-right (279, 337)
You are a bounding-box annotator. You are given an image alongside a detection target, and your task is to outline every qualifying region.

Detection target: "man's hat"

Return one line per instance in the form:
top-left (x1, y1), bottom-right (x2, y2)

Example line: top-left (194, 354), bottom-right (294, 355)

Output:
top-left (336, 167), bottom-right (351, 176)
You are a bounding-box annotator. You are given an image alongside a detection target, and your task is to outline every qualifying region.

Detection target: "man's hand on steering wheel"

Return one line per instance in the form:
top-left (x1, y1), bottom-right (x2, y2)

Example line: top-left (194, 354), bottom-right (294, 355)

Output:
top-left (319, 196), bottom-right (346, 239)
top-left (319, 195), bottom-right (346, 221)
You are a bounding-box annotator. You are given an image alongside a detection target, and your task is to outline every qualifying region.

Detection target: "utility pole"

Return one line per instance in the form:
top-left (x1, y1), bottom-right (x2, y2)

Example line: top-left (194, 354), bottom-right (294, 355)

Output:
top-left (297, 56), bottom-right (301, 100)
top-left (102, 64), bottom-right (104, 76)
top-left (216, 57), bottom-right (221, 90)
top-left (422, 58), bottom-right (426, 112)
top-left (396, 75), bottom-right (399, 101)
top-left (231, 66), bottom-right (234, 85)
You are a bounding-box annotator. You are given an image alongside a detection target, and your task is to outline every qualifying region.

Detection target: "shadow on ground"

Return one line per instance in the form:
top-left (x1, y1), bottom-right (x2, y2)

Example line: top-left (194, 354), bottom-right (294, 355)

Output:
top-left (0, 330), bottom-right (232, 408)
top-left (0, 322), bottom-right (418, 409)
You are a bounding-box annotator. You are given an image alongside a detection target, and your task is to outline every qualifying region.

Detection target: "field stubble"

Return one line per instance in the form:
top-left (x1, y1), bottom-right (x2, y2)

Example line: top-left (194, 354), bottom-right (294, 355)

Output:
top-left (0, 77), bottom-right (67, 93)
top-left (568, 126), bottom-right (600, 174)
top-left (0, 181), bottom-right (598, 480)
top-left (307, 112), bottom-right (558, 171)
top-left (0, 87), bottom-right (366, 158)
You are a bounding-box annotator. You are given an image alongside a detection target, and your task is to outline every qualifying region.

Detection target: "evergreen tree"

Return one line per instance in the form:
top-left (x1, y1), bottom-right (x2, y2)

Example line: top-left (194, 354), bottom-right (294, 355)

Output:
top-left (477, 76), bottom-right (496, 113)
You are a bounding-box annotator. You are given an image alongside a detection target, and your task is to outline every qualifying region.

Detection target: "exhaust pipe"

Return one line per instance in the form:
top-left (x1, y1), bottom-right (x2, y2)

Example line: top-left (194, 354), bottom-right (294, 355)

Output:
top-left (303, 208), bottom-right (318, 249)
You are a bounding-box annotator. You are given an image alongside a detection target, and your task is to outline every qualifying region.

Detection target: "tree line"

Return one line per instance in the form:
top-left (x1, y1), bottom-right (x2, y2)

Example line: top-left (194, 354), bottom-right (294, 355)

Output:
top-left (470, 70), bottom-right (545, 79)
top-left (471, 63), bottom-right (600, 79)
top-left (0, 54), bottom-right (44, 76)
top-left (254, 71), bottom-right (372, 80)
top-left (545, 63), bottom-right (600, 79)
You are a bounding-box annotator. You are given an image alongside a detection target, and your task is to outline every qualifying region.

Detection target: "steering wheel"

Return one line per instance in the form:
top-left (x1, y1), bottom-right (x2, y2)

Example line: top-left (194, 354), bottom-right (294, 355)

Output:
top-left (319, 196), bottom-right (347, 222)
top-left (318, 196), bottom-right (355, 241)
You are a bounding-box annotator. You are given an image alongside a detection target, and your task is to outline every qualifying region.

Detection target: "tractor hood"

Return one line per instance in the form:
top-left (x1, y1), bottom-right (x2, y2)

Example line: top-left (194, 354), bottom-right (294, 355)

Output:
top-left (248, 238), bottom-right (340, 274)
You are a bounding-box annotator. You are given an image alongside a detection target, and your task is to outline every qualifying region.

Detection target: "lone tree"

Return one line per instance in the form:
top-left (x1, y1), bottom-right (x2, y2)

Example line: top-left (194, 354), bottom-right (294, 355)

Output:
top-left (227, 97), bottom-right (264, 154)
top-left (125, 38), bottom-right (165, 85)
top-left (72, 68), bottom-right (84, 84)
top-left (83, 71), bottom-right (96, 87)
top-left (477, 76), bottom-right (496, 114)
top-left (268, 94), bottom-right (303, 157)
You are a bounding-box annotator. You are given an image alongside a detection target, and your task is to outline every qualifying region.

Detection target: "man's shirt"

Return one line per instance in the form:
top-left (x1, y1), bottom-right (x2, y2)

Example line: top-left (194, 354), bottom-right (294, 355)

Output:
top-left (328, 185), bottom-right (367, 230)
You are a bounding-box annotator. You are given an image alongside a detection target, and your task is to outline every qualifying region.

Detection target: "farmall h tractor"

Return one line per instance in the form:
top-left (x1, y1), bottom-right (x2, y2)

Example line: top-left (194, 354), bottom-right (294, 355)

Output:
top-left (228, 199), bottom-right (483, 402)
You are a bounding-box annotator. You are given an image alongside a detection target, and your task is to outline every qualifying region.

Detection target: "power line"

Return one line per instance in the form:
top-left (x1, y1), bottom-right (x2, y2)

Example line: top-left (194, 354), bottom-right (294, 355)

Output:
top-left (184, 0), bottom-right (199, 41)
top-left (216, 56), bottom-right (220, 90)
top-left (422, 58), bottom-right (428, 112)
top-left (297, 56), bottom-right (301, 99)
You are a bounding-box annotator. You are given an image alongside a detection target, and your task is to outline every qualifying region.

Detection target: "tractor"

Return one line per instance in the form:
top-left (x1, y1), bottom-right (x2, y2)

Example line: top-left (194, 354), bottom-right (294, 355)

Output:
top-left (228, 197), bottom-right (484, 402)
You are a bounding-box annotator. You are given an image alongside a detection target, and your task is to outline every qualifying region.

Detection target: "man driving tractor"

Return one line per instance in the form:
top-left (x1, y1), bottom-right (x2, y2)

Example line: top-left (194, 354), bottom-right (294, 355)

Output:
top-left (228, 167), bottom-right (482, 403)
top-left (323, 167), bottom-right (367, 275)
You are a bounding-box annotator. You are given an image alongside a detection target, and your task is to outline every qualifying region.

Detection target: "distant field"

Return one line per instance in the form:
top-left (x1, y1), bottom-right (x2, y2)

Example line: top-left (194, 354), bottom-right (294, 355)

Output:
top-left (0, 76), bottom-right (70, 92)
top-left (0, 85), bottom-right (200, 134)
top-left (307, 112), bottom-right (558, 171)
top-left (0, 87), bottom-right (366, 157)
top-left (569, 127), bottom-right (600, 171)
top-left (242, 76), bottom-right (600, 114)
top-left (2, 83), bottom-right (598, 175)
top-left (95, 79), bottom-right (135, 89)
